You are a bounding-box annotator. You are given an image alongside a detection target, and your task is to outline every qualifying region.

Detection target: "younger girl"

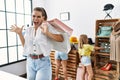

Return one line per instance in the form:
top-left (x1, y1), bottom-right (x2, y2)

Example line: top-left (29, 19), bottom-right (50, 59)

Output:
top-left (54, 51), bottom-right (68, 80)
top-left (78, 34), bottom-right (104, 80)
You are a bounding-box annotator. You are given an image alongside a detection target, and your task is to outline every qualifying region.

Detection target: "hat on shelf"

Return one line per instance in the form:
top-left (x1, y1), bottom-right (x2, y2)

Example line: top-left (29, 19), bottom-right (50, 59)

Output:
top-left (103, 4), bottom-right (114, 11)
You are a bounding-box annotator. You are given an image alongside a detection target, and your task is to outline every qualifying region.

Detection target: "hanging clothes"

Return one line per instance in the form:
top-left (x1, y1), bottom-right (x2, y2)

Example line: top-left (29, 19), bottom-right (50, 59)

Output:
top-left (115, 35), bottom-right (120, 62)
top-left (110, 33), bottom-right (120, 62)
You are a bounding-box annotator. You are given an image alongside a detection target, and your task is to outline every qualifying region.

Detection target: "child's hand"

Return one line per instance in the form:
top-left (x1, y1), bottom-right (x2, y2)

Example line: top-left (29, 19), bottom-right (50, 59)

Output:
top-left (100, 47), bottom-right (105, 50)
top-left (95, 46), bottom-right (105, 50)
top-left (78, 63), bottom-right (84, 68)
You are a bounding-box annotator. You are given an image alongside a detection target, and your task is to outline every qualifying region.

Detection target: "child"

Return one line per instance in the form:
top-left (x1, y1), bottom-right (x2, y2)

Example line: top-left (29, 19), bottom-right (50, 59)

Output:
top-left (54, 51), bottom-right (68, 80)
top-left (78, 34), bottom-right (104, 80)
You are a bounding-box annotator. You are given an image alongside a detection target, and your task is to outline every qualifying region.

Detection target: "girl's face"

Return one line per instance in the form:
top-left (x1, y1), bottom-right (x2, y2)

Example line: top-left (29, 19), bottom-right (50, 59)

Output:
top-left (32, 10), bottom-right (44, 28)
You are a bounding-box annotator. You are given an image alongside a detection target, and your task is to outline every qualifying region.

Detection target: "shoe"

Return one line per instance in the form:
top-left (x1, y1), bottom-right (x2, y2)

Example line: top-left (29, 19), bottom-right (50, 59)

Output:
top-left (100, 63), bottom-right (109, 70)
top-left (101, 63), bottom-right (112, 71)
top-left (54, 77), bottom-right (58, 80)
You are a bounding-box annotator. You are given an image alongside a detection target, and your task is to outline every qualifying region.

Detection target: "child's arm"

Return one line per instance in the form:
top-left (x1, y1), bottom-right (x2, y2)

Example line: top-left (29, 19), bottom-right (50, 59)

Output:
top-left (78, 48), bottom-right (83, 61)
top-left (78, 53), bottom-right (82, 60)
top-left (77, 49), bottom-right (82, 65)
top-left (94, 46), bottom-right (104, 50)
top-left (78, 51), bottom-right (84, 68)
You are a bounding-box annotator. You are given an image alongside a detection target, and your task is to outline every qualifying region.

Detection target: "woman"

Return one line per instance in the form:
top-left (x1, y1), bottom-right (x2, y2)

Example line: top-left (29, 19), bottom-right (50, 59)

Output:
top-left (10, 7), bottom-right (64, 80)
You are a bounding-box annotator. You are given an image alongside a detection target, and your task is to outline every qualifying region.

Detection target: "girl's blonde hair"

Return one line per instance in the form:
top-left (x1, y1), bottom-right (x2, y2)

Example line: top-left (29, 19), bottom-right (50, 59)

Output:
top-left (78, 34), bottom-right (88, 49)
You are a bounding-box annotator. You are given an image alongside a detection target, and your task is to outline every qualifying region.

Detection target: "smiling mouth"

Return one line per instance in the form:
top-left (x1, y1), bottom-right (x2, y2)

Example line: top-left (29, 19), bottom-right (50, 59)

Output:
top-left (33, 22), bottom-right (39, 25)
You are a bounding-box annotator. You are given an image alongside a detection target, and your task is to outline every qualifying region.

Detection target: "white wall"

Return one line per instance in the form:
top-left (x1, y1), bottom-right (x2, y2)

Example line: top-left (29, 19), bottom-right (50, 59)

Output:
top-left (33, 0), bottom-right (120, 42)
top-left (32, 0), bottom-right (45, 8)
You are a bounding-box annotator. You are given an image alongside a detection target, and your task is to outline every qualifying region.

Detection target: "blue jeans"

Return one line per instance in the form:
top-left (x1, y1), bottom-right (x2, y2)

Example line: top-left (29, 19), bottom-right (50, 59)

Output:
top-left (55, 51), bottom-right (68, 60)
top-left (81, 56), bottom-right (91, 66)
top-left (27, 56), bottom-right (52, 80)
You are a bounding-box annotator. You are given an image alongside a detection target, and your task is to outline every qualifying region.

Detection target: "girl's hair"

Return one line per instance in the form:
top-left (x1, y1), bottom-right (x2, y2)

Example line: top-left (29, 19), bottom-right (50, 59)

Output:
top-left (78, 34), bottom-right (88, 48)
top-left (33, 7), bottom-right (47, 20)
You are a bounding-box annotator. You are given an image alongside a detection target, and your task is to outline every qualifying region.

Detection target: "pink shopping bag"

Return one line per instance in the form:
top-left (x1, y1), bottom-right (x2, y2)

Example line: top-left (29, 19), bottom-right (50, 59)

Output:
top-left (48, 18), bottom-right (73, 36)
top-left (76, 67), bottom-right (88, 80)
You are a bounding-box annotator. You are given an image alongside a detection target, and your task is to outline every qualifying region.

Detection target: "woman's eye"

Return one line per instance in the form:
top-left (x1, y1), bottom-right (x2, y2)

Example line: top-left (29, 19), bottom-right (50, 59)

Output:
top-left (37, 16), bottom-right (41, 18)
top-left (32, 15), bottom-right (42, 18)
top-left (33, 15), bottom-right (35, 17)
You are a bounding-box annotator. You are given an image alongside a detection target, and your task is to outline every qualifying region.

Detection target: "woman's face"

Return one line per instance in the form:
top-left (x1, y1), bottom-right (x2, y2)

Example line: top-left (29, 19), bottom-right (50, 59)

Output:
top-left (32, 10), bottom-right (44, 28)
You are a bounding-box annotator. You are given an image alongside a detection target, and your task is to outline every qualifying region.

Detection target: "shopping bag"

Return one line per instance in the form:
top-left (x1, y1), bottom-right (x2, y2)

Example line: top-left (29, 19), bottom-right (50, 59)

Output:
top-left (48, 18), bottom-right (73, 36)
top-left (48, 18), bottom-right (73, 53)
top-left (76, 67), bottom-right (88, 80)
top-left (50, 32), bottom-right (71, 54)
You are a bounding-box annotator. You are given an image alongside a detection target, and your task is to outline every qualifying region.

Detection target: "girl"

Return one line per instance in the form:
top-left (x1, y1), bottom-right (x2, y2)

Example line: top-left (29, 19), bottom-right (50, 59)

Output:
top-left (54, 51), bottom-right (68, 80)
top-left (78, 34), bottom-right (104, 80)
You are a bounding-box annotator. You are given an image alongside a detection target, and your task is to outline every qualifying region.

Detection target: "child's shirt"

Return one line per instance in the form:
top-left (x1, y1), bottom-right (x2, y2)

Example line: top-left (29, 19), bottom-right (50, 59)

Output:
top-left (78, 44), bottom-right (94, 57)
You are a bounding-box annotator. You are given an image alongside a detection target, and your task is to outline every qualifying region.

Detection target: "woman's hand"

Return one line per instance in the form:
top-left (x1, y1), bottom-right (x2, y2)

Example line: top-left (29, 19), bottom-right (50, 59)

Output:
top-left (40, 22), bottom-right (64, 42)
top-left (10, 24), bottom-right (25, 46)
top-left (40, 22), bottom-right (48, 35)
top-left (10, 24), bottom-right (24, 35)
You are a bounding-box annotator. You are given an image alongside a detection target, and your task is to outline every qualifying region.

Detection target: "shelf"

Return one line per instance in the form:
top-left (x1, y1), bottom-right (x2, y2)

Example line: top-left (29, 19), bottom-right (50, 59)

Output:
top-left (94, 69), bottom-right (117, 80)
top-left (96, 36), bottom-right (110, 38)
top-left (96, 53), bottom-right (110, 56)
top-left (50, 49), bottom-right (79, 80)
top-left (94, 19), bottom-right (120, 80)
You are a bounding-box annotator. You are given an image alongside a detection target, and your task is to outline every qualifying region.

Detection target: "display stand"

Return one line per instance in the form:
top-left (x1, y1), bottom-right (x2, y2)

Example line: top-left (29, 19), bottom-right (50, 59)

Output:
top-left (93, 19), bottom-right (120, 80)
top-left (50, 48), bottom-right (79, 80)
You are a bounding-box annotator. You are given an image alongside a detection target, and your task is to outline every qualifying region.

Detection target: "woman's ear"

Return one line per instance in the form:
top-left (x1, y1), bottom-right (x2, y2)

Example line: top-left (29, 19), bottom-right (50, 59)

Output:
top-left (42, 16), bottom-right (45, 21)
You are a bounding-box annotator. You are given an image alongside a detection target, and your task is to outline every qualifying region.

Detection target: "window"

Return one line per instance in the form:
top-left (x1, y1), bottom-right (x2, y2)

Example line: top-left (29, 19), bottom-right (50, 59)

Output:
top-left (0, 0), bottom-right (32, 66)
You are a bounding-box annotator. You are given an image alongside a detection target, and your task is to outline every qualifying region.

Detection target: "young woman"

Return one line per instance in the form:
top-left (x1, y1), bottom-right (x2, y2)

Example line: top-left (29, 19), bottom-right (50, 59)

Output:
top-left (10, 7), bottom-right (64, 80)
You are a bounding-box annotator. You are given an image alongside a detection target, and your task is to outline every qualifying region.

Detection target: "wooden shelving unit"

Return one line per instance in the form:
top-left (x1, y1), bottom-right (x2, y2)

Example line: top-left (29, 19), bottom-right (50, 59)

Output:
top-left (93, 19), bottom-right (120, 80)
top-left (50, 49), bottom-right (79, 80)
